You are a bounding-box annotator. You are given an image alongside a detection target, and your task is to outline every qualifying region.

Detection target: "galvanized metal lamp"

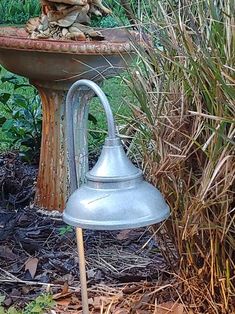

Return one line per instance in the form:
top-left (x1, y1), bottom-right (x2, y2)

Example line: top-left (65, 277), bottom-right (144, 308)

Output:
top-left (63, 79), bottom-right (170, 314)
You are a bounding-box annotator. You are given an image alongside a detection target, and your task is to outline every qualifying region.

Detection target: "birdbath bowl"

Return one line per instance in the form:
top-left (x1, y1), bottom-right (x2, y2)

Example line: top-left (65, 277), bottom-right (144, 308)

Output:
top-left (0, 26), bottom-right (135, 211)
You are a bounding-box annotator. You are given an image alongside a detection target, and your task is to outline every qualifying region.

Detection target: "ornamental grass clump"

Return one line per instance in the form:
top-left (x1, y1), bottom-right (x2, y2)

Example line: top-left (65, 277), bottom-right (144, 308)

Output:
top-left (125, 1), bottom-right (235, 312)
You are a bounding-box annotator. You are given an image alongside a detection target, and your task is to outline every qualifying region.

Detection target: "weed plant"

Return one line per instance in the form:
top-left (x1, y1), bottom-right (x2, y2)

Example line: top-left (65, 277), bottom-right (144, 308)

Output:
top-left (125, 0), bottom-right (235, 312)
top-left (0, 294), bottom-right (55, 314)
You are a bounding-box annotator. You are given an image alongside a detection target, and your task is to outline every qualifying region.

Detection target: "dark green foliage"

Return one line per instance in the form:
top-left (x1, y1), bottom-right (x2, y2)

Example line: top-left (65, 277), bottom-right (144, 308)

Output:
top-left (58, 225), bottom-right (73, 235)
top-left (23, 294), bottom-right (55, 314)
top-left (91, 15), bottom-right (120, 28)
top-left (0, 70), bottom-right (42, 163)
top-left (0, 293), bottom-right (56, 314)
top-left (0, 0), bottom-right (40, 25)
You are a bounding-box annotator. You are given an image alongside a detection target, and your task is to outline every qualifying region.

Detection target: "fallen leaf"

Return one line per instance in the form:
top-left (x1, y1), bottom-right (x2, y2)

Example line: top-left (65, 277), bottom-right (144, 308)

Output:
top-left (131, 293), bottom-right (151, 312)
top-left (116, 230), bottom-right (132, 241)
top-left (24, 258), bottom-right (39, 279)
top-left (71, 295), bottom-right (81, 304)
top-left (123, 284), bottom-right (141, 294)
top-left (93, 296), bottom-right (102, 309)
top-left (53, 282), bottom-right (72, 300)
top-left (59, 274), bottom-right (74, 285)
top-left (4, 298), bottom-right (12, 307)
top-left (53, 291), bottom-right (72, 301)
top-left (113, 309), bottom-right (129, 314)
top-left (0, 246), bottom-right (17, 260)
top-left (26, 17), bottom-right (40, 33)
top-left (56, 298), bottom-right (71, 307)
top-left (87, 269), bottom-right (96, 279)
top-left (67, 303), bottom-right (82, 310)
top-left (61, 282), bottom-right (69, 294)
top-left (154, 302), bottom-right (185, 314)
top-left (89, 296), bottom-right (109, 309)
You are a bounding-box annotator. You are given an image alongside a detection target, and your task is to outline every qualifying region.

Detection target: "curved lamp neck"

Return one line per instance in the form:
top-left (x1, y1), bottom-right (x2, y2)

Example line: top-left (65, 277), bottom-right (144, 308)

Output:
top-left (66, 79), bottom-right (118, 193)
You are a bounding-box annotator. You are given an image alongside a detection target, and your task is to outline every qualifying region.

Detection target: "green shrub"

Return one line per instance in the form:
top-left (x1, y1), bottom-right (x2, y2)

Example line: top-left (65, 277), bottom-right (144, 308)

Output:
top-left (0, 69), bottom-right (42, 163)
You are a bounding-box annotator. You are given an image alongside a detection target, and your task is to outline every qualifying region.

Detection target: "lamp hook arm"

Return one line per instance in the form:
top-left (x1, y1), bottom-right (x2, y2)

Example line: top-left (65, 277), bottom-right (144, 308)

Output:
top-left (66, 79), bottom-right (117, 193)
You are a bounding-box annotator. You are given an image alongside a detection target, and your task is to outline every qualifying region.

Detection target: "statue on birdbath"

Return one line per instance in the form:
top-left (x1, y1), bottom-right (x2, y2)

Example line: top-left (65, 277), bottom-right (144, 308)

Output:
top-left (26, 0), bottom-right (112, 40)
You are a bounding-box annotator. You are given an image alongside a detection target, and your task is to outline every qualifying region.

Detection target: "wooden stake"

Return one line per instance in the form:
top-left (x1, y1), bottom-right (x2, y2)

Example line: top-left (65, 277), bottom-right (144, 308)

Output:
top-left (76, 227), bottom-right (89, 314)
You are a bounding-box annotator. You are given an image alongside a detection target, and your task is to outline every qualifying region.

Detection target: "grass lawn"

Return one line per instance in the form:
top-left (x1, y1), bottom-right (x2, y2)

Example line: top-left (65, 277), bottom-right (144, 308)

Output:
top-left (88, 76), bottom-right (133, 151)
top-left (0, 0), bottom-right (40, 25)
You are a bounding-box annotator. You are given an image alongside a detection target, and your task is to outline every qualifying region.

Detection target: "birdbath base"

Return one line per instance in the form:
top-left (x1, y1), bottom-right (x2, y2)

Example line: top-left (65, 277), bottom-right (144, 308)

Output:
top-left (34, 85), bottom-right (93, 211)
top-left (35, 86), bottom-right (67, 210)
top-left (0, 26), bottom-right (135, 211)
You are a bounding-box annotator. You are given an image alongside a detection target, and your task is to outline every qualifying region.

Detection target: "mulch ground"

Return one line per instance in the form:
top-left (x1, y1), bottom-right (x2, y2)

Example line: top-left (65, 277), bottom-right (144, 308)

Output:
top-left (0, 152), bottom-right (180, 313)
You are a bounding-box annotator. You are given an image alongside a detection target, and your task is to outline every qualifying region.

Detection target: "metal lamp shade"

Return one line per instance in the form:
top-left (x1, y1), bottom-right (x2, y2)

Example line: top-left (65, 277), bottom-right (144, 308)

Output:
top-left (63, 137), bottom-right (170, 230)
top-left (63, 79), bottom-right (170, 230)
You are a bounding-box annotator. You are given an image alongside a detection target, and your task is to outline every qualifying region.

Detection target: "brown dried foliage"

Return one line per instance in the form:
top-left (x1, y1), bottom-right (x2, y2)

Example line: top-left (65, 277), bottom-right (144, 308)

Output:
top-left (123, 0), bottom-right (235, 313)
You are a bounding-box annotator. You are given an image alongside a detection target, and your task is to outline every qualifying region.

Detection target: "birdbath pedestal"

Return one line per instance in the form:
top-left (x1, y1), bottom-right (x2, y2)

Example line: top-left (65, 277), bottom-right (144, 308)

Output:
top-left (0, 26), bottom-right (134, 211)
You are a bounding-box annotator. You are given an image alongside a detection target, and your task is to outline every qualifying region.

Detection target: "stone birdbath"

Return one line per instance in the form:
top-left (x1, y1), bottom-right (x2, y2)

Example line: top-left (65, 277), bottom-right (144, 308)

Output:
top-left (0, 1), bottom-right (135, 211)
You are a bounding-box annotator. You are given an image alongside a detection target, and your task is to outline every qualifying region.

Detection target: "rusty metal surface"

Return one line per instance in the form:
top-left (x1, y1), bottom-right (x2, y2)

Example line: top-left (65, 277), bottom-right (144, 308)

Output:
top-left (0, 27), bottom-right (135, 54)
top-left (0, 26), bottom-right (136, 211)
top-left (0, 27), bottom-right (136, 89)
top-left (35, 87), bottom-right (67, 211)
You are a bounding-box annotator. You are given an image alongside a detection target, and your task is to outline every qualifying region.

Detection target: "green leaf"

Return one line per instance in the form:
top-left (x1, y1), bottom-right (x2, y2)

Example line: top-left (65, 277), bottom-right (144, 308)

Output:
top-left (30, 304), bottom-right (42, 313)
top-left (2, 119), bottom-right (14, 131)
top-left (0, 306), bottom-right (5, 314)
top-left (1, 74), bottom-right (17, 83)
top-left (13, 84), bottom-right (31, 89)
top-left (0, 93), bottom-right (11, 104)
top-left (88, 113), bottom-right (98, 125)
top-left (7, 307), bottom-right (20, 314)
top-left (12, 109), bottom-right (21, 119)
top-left (0, 295), bottom-right (5, 305)
top-left (12, 94), bottom-right (27, 108)
top-left (59, 225), bottom-right (73, 235)
top-left (0, 116), bottom-right (7, 126)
